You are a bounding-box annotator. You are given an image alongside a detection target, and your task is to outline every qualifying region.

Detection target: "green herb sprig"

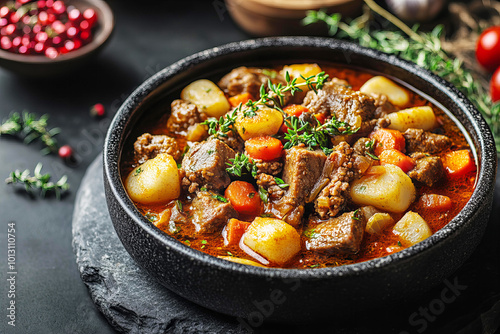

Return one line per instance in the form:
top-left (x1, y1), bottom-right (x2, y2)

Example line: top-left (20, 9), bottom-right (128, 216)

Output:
top-left (283, 115), bottom-right (357, 154)
top-left (226, 153), bottom-right (258, 178)
top-left (5, 163), bottom-right (69, 199)
top-left (0, 112), bottom-right (60, 154)
top-left (304, 3), bottom-right (500, 152)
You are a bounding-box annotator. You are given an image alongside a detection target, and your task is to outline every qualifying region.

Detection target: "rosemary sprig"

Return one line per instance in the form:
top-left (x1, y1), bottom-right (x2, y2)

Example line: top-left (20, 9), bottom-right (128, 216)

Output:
top-left (5, 163), bottom-right (69, 199)
top-left (226, 153), bottom-right (258, 178)
top-left (0, 111), bottom-right (60, 154)
top-left (304, 7), bottom-right (500, 152)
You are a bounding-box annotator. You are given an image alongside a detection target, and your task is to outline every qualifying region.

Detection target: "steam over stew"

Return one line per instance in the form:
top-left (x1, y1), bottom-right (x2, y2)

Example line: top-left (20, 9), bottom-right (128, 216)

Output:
top-left (122, 64), bottom-right (476, 269)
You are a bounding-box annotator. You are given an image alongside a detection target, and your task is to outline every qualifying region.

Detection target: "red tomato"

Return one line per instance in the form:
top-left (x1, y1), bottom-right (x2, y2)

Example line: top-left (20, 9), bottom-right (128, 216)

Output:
top-left (476, 26), bottom-right (500, 72)
top-left (491, 67), bottom-right (500, 103)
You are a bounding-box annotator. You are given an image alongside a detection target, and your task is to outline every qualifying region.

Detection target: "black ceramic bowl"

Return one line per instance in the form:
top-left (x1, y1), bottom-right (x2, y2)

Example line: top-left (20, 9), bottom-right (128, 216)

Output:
top-left (103, 37), bottom-right (497, 322)
top-left (0, 0), bottom-right (114, 76)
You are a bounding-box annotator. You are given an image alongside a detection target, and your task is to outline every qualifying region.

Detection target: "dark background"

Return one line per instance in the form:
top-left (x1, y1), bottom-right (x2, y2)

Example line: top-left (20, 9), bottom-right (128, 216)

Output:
top-left (0, 1), bottom-right (499, 333)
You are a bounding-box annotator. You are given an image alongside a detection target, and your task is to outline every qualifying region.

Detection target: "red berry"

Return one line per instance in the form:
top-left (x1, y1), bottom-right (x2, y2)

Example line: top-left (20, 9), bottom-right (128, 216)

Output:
top-left (45, 0), bottom-right (54, 8)
top-left (51, 35), bottom-right (62, 46)
top-left (38, 11), bottom-right (48, 24)
top-left (58, 145), bottom-right (73, 159)
top-left (9, 12), bottom-right (20, 23)
top-left (79, 19), bottom-right (89, 31)
top-left (66, 26), bottom-right (78, 39)
top-left (82, 8), bottom-right (96, 27)
top-left (491, 67), bottom-right (500, 103)
top-left (0, 6), bottom-right (9, 18)
top-left (18, 45), bottom-right (28, 54)
top-left (35, 31), bottom-right (48, 43)
top-left (47, 13), bottom-right (55, 24)
top-left (12, 36), bottom-right (21, 47)
top-left (21, 35), bottom-right (30, 46)
top-left (52, 1), bottom-right (65, 14)
top-left (90, 103), bottom-right (105, 117)
top-left (37, 0), bottom-right (46, 9)
top-left (61, 39), bottom-right (74, 53)
top-left (51, 20), bottom-right (65, 34)
top-left (0, 18), bottom-right (8, 27)
top-left (34, 41), bottom-right (45, 53)
top-left (32, 24), bottom-right (41, 33)
top-left (68, 8), bottom-right (81, 22)
top-left (73, 38), bottom-right (81, 49)
top-left (2, 24), bottom-right (16, 35)
top-left (45, 46), bottom-right (57, 58)
top-left (1, 36), bottom-right (11, 50)
top-left (80, 30), bottom-right (90, 42)
top-left (18, 0), bottom-right (31, 4)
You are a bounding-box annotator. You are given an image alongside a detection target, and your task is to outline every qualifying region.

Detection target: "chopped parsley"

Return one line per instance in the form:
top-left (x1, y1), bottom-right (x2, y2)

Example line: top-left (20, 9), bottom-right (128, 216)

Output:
top-left (248, 192), bottom-right (255, 198)
top-left (145, 213), bottom-right (157, 222)
top-left (258, 186), bottom-right (268, 204)
top-left (207, 149), bottom-right (214, 155)
top-left (274, 177), bottom-right (289, 189)
top-left (201, 240), bottom-right (207, 249)
top-left (309, 264), bottom-right (320, 268)
top-left (200, 187), bottom-right (207, 192)
top-left (176, 200), bottom-right (183, 212)
top-left (134, 167), bottom-right (142, 176)
top-left (184, 240), bottom-right (191, 246)
top-left (177, 163), bottom-right (182, 169)
top-left (352, 209), bottom-right (361, 221)
top-left (211, 193), bottom-right (229, 203)
top-left (227, 251), bottom-right (234, 257)
top-left (260, 213), bottom-right (273, 218)
top-left (398, 241), bottom-right (402, 247)
top-left (366, 152), bottom-right (379, 160)
top-left (205, 88), bottom-right (212, 93)
top-left (304, 229), bottom-right (318, 239)
top-left (359, 185), bottom-right (366, 192)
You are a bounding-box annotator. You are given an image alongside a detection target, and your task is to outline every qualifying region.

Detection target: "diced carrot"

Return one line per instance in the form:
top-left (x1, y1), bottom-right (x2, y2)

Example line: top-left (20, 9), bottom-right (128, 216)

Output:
top-left (369, 128), bottom-right (406, 156)
top-left (224, 181), bottom-right (262, 216)
top-left (223, 218), bottom-right (251, 246)
top-left (313, 113), bottom-right (326, 124)
top-left (419, 194), bottom-right (453, 211)
top-left (441, 150), bottom-right (476, 177)
top-left (280, 104), bottom-right (310, 133)
top-left (228, 92), bottom-right (252, 108)
top-left (378, 149), bottom-right (415, 173)
top-left (245, 135), bottom-right (283, 161)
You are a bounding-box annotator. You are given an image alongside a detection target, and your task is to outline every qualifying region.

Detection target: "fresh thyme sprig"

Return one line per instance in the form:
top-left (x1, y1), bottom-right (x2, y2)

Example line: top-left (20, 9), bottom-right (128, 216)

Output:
top-left (0, 111), bottom-right (60, 154)
top-left (226, 153), bottom-right (258, 178)
top-left (283, 115), bottom-right (357, 154)
top-left (5, 163), bottom-right (69, 199)
top-left (304, 6), bottom-right (500, 152)
top-left (203, 72), bottom-right (329, 138)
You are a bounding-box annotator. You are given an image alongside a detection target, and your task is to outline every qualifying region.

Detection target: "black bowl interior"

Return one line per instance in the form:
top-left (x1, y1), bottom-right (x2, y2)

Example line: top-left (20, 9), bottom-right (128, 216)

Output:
top-left (104, 37), bottom-right (497, 321)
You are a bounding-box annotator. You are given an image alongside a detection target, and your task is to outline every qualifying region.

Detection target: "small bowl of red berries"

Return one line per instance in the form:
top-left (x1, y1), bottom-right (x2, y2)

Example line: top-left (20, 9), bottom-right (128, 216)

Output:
top-left (0, 0), bottom-right (114, 75)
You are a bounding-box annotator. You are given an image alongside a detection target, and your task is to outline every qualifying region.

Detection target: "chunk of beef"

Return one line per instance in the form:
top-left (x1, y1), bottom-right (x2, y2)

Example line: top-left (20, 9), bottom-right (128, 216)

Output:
top-left (311, 142), bottom-right (356, 218)
top-left (181, 138), bottom-right (235, 193)
top-left (218, 67), bottom-right (282, 99)
top-left (303, 81), bottom-right (376, 130)
top-left (190, 191), bottom-right (237, 233)
top-left (220, 130), bottom-right (245, 152)
top-left (167, 99), bottom-right (205, 135)
top-left (134, 133), bottom-right (181, 164)
top-left (306, 211), bottom-right (366, 254)
top-left (371, 93), bottom-right (398, 118)
top-left (256, 173), bottom-right (285, 200)
top-left (272, 147), bottom-right (326, 227)
top-left (407, 152), bottom-right (445, 187)
top-left (403, 128), bottom-right (451, 154)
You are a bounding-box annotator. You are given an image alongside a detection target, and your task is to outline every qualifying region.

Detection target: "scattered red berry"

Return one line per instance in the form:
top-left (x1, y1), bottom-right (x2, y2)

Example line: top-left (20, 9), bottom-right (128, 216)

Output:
top-left (0, 0), bottom-right (98, 58)
top-left (58, 145), bottom-right (73, 160)
top-left (491, 67), bottom-right (500, 103)
top-left (90, 103), bottom-right (105, 117)
top-left (476, 26), bottom-right (500, 72)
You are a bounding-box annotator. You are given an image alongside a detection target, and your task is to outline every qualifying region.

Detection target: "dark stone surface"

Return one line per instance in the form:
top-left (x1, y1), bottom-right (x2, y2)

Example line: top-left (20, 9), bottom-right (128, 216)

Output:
top-left (73, 156), bottom-right (242, 334)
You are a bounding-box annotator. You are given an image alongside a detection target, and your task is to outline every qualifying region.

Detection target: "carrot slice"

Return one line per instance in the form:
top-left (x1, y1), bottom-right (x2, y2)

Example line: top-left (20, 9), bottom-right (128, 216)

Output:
top-left (419, 194), bottom-right (453, 211)
top-left (228, 92), bottom-right (252, 108)
top-left (245, 135), bottom-right (283, 161)
top-left (369, 128), bottom-right (406, 156)
top-left (378, 149), bottom-right (415, 173)
top-left (224, 181), bottom-right (262, 216)
top-left (441, 150), bottom-right (476, 177)
top-left (223, 218), bottom-right (251, 246)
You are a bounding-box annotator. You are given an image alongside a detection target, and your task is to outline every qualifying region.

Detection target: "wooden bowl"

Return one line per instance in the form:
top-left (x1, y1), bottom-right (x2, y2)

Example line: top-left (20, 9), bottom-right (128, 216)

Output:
top-left (0, 0), bottom-right (114, 76)
top-left (225, 0), bottom-right (363, 36)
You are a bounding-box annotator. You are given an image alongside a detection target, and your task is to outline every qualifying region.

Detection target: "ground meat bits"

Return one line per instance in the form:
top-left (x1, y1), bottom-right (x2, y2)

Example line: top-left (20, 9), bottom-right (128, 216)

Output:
top-left (167, 99), bottom-right (204, 135)
top-left (134, 133), bottom-right (181, 165)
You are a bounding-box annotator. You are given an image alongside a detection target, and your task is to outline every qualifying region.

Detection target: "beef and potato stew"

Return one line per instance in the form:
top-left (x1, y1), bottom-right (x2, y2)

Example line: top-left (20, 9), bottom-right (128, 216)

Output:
top-left (121, 64), bottom-right (476, 269)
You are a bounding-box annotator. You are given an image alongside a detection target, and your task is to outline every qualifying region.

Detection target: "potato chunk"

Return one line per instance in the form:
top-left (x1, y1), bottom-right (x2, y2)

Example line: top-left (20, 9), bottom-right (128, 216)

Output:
top-left (125, 153), bottom-right (180, 204)
top-left (280, 63), bottom-right (323, 91)
top-left (365, 213), bottom-right (394, 234)
top-left (350, 165), bottom-right (416, 213)
top-left (181, 79), bottom-right (230, 118)
top-left (235, 106), bottom-right (283, 140)
top-left (387, 106), bottom-right (437, 132)
top-left (360, 76), bottom-right (409, 107)
top-left (242, 217), bottom-right (301, 266)
top-left (393, 211), bottom-right (432, 246)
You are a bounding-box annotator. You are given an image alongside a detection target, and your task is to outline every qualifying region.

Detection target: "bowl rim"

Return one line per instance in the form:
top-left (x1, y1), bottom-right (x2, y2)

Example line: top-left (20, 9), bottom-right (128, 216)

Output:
top-left (104, 36), bottom-right (497, 280)
top-left (0, 0), bottom-right (114, 64)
